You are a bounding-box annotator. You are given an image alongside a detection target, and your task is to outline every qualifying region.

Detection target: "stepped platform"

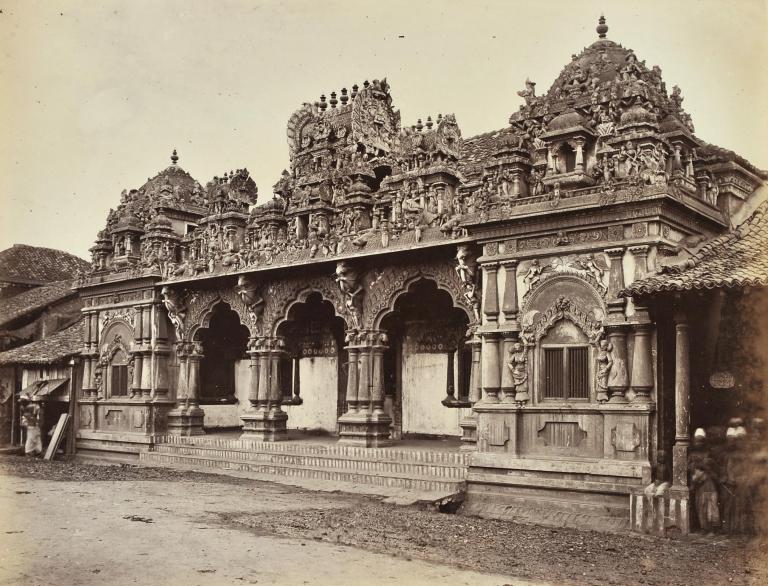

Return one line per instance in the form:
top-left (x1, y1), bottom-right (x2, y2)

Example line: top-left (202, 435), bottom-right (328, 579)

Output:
top-left (139, 432), bottom-right (469, 504)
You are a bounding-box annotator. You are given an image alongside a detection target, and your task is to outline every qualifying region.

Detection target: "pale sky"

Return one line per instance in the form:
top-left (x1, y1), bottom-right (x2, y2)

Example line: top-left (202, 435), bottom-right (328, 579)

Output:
top-left (1, 0), bottom-right (766, 259)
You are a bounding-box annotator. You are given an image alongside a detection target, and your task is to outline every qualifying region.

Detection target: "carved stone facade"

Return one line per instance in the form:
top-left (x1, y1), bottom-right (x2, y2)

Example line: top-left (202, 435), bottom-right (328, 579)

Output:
top-left (74, 17), bottom-right (765, 534)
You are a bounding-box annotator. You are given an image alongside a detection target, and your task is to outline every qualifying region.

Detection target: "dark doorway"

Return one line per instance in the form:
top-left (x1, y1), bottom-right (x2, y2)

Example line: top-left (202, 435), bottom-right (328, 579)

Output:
top-left (198, 303), bottom-right (249, 404)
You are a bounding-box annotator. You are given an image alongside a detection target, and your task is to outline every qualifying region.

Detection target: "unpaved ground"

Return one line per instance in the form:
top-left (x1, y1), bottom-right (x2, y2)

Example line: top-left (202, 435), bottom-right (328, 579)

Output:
top-left (1, 456), bottom-right (766, 586)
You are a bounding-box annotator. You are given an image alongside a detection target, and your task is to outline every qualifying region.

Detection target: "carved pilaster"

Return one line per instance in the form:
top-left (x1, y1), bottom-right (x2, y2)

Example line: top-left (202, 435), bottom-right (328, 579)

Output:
top-left (500, 260), bottom-right (519, 328)
top-left (482, 263), bottom-right (500, 324)
top-left (481, 332), bottom-right (501, 403)
top-left (605, 247), bottom-right (626, 323)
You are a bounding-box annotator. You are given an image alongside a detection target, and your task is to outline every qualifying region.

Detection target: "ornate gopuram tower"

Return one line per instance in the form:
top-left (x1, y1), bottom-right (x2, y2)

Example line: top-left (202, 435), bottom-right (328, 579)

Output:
top-left (75, 18), bottom-right (765, 532)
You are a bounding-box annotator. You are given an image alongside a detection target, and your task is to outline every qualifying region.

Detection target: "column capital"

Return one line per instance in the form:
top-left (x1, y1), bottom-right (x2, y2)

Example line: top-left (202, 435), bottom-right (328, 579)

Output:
top-left (604, 246), bottom-right (625, 258)
top-left (628, 244), bottom-right (650, 256)
top-left (499, 259), bottom-right (519, 268)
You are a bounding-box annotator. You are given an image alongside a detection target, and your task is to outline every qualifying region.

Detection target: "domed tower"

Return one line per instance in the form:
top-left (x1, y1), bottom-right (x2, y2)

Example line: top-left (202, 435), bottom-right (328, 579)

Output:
top-left (87, 150), bottom-right (208, 279)
top-left (508, 16), bottom-right (700, 194)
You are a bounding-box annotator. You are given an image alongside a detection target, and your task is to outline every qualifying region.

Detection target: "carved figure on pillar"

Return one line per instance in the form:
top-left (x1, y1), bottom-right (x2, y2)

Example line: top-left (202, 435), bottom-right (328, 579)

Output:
top-left (335, 261), bottom-right (364, 329)
top-left (161, 285), bottom-right (187, 339)
top-left (595, 338), bottom-right (613, 403)
top-left (235, 274), bottom-right (265, 327)
top-left (507, 341), bottom-right (529, 404)
top-left (455, 245), bottom-right (480, 322)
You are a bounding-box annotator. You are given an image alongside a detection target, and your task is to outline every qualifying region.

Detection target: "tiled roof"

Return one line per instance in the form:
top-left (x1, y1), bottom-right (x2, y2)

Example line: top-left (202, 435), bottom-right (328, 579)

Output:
top-left (0, 244), bottom-right (90, 285)
top-left (0, 280), bottom-right (76, 328)
top-left (459, 126), bottom-right (517, 177)
top-left (622, 201), bottom-right (768, 296)
top-left (0, 319), bottom-right (83, 366)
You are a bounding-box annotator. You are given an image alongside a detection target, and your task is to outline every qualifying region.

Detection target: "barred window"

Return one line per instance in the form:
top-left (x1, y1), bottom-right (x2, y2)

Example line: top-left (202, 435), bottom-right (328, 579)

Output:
top-left (110, 364), bottom-right (129, 397)
top-left (542, 346), bottom-right (590, 400)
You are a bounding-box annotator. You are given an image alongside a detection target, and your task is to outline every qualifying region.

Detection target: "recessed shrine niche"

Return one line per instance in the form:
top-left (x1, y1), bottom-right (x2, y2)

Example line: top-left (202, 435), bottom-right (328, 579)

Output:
top-left (521, 275), bottom-right (605, 406)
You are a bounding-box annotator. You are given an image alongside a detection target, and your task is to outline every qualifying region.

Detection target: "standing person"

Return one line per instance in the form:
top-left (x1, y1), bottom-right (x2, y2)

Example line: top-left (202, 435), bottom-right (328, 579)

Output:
top-left (19, 397), bottom-right (42, 457)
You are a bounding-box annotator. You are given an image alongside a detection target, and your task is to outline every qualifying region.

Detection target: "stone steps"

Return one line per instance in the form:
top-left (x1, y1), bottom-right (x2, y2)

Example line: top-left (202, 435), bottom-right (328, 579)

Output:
top-left (157, 434), bottom-right (469, 466)
top-left (139, 436), bottom-right (469, 497)
top-left (140, 450), bottom-right (465, 494)
top-left (151, 444), bottom-right (467, 480)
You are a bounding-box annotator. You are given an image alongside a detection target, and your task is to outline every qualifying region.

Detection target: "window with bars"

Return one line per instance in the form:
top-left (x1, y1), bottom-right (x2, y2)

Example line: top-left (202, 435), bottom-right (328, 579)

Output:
top-left (110, 364), bottom-right (129, 397)
top-left (542, 346), bottom-right (590, 400)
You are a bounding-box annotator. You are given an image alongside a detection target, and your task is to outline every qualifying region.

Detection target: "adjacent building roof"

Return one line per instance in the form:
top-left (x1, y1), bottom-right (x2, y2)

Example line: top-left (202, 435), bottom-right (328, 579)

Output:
top-left (0, 244), bottom-right (90, 286)
top-left (622, 201), bottom-right (768, 296)
top-left (0, 319), bottom-right (84, 366)
top-left (0, 280), bottom-right (76, 328)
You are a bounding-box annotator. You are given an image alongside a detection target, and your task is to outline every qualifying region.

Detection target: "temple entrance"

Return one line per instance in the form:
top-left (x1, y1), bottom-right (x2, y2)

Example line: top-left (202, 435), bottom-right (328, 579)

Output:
top-left (276, 292), bottom-right (347, 433)
top-left (380, 279), bottom-right (471, 438)
top-left (197, 302), bottom-right (249, 428)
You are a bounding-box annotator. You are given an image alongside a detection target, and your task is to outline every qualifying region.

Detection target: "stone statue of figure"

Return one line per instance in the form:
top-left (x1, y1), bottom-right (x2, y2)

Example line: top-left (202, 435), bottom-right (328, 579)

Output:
top-left (507, 342), bottom-right (529, 402)
top-left (335, 261), bottom-right (363, 329)
top-left (595, 339), bottom-right (613, 402)
top-left (161, 285), bottom-right (186, 339)
top-left (235, 275), bottom-right (264, 326)
top-left (455, 245), bottom-right (479, 320)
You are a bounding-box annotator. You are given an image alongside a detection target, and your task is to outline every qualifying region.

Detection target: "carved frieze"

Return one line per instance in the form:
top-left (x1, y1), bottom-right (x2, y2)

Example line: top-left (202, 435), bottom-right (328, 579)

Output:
top-left (518, 225), bottom-right (624, 252)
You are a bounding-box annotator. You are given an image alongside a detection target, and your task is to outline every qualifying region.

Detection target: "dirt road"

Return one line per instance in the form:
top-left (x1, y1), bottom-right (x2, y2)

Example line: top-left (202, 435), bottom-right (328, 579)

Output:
top-left (1, 457), bottom-right (765, 585)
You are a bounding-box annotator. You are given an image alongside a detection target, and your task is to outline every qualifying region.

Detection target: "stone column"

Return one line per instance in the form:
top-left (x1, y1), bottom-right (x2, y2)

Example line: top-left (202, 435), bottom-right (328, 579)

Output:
top-left (241, 339), bottom-right (268, 438)
top-left (481, 333), bottom-right (501, 403)
top-left (460, 333), bottom-right (483, 450)
top-left (482, 263), bottom-right (500, 325)
top-left (338, 330), bottom-right (392, 447)
top-left (630, 323), bottom-right (654, 404)
top-left (370, 334), bottom-right (387, 416)
top-left (153, 302), bottom-right (171, 399)
top-left (672, 311), bottom-right (690, 488)
top-left (345, 343), bottom-right (360, 414)
top-left (186, 343), bottom-right (202, 408)
top-left (166, 342), bottom-right (205, 436)
top-left (500, 260), bottom-right (519, 329)
top-left (357, 343), bottom-right (372, 414)
top-left (291, 357), bottom-right (302, 404)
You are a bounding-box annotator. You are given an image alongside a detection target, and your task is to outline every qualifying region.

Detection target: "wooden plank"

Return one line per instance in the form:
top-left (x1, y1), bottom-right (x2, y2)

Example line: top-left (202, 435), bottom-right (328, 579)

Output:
top-left (44, 413), bottom-right (69, 461)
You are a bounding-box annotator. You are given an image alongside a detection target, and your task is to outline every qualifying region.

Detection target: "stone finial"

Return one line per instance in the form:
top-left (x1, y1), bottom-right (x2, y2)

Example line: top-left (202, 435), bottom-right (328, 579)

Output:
top-left (340, 88), bottom-right (349, 105)
top-left (351, 84), bottom-right (359, 99)
top-left (416, 118), bottom-right (423, 132)
top-left (319, 94), bottom-right (327, 111)
top-left (330, 91), bottom-right (338, 108)
top-left (425, 116), bottom-right (433, 130)
top-left (596, 15), bottom-right (608, 39)
top-left (170, 149), bottom-right (179, 165)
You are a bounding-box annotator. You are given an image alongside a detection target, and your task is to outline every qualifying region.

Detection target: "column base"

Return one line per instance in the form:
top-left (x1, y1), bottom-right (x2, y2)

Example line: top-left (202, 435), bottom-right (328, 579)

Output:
top-left (240, 409), bottom-right (287, 442)
top-left (459, 413), bottom-right (478, 451)
top-left (337, 412), bottom-right (393, 447)
top-left (167, 406), bottom-right (205, 436)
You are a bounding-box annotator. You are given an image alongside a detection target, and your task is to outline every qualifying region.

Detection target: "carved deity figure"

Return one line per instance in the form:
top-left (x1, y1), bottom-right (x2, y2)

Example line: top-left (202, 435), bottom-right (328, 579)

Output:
top-left (455, 245), bottom-right (479, 320)
top-left (530, 168), bottom-right (546, 196)
top-left (235, 275), bottom-right (265, 326)
top-left (595, 339), bottom-right (613, 402)
top-left (335, 261), bottom-right (363, 329)
top-left (161, 285), bottom-right (186, 339)
top-left (517, 78), bottom-right (536, 105)
top-left (507, 342), bottom-right (529, 402)
top-left (523, 259), bottom-right (543, 290)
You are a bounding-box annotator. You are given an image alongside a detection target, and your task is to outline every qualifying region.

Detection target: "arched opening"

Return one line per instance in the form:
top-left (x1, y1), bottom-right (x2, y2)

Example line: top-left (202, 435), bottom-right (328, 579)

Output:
top-left (276, 292), bottom-right (348, 434)
top-left (196, 303), bottom-right (249, 428)
top-left (380, 279), bottom-right (470, 438)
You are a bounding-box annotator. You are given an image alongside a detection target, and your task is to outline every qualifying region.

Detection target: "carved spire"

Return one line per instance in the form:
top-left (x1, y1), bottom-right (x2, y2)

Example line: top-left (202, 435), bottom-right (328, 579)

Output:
top-left (596, 14), bottom-right (608, 39)
top-left (170, 149), bottom-right (179, 166)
